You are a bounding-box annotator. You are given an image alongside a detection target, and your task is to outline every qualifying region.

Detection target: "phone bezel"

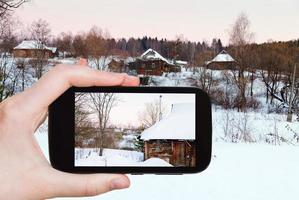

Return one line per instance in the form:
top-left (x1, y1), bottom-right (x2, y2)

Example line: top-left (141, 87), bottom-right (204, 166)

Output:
top-left (48, 86), bottom-right (212, 174)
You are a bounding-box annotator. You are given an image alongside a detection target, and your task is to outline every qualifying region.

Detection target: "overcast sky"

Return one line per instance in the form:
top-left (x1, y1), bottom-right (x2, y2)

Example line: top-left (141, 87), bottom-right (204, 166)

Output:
top-left (16, 0), bottom-right (299, 44)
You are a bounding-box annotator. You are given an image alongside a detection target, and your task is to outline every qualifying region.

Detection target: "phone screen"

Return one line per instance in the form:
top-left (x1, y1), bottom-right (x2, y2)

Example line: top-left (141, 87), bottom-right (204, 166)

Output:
top-left (74, 92), bottom-right (196, 167)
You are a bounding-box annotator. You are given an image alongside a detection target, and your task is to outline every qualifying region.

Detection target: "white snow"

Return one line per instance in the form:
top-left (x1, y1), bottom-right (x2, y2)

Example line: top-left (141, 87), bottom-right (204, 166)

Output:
top-left (140, 49), bottom-right (188, 67)
top-left (140, 48), bottom-right (169, 62)
top-left (140, 48), bottom-right (175, 66)
top-left (75, 148), bottom-right (144, 166)
top-left (34, 131), bottom-right (299, 200)
top-left (140, 158), bottom-right (173, 167)
top-left (207, 50), bottom-right (235, 64)
top-left (74, 148), bottom-right (172, 167)
top-left (141, 103), bottom-right (195, 140)
top-left (175, 60), bottom-right (188, 66)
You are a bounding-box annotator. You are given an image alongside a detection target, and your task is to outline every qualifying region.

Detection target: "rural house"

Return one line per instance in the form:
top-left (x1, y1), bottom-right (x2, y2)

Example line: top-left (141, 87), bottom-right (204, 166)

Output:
top-left (127, 48), bottom-right (181, 76)
top-left (11, 40), bottom-right (58, 58)
top-left (107, 58), bottom-right (125, 73)
top-left (141, 103), bottom-right (196, 167)
top-left (206, 50), bottom-right (236, 70)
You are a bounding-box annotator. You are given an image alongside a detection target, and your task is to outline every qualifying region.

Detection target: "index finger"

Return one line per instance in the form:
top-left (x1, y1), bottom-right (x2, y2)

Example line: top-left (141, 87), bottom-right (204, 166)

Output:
top-left (12, 64), bottom-right (139, 115)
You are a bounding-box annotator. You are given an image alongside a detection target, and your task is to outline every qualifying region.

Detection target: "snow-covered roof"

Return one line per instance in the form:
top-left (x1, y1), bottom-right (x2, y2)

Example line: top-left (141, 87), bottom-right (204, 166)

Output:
top-left (175, 60), bottom-right (188, 65)
top-left (209, 50), bottom-right (235, 63)
top-left (47, 47), bottom-right (57, 53)
top-left (141, 103), bottom-right (195, 140)
top-left (14, 40), bottom-right (57, 53)
top-left (141, 48), bottom-right (168, 62)
top-left (139, 48), bottom-right (189, 66)
top-left (140, 48), bottom-right (175, 65)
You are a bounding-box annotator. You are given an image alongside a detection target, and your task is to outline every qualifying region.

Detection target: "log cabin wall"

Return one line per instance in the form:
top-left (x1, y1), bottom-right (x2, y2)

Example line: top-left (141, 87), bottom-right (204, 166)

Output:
top-left (12, 49), bottom-right (54, 58)
top-left (108, 59), bottom-right (125, 73)
top-left (128, 59), bottom-right (181, 76)
top-left (144, 140), bottom-right (196, 167)
top-left (206, 62), bottom-right (236, 70)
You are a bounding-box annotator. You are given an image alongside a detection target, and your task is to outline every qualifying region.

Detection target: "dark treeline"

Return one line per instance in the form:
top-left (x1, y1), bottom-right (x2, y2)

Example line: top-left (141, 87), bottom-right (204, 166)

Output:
top-left (52, 29), bottom-right (299, 72)
top-left (51, 28), bottom-right (224, 65)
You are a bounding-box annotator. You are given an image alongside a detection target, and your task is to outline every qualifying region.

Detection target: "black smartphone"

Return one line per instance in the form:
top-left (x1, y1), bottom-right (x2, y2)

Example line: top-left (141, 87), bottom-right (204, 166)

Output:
top-left (48, 86), bottom-right (212, 174)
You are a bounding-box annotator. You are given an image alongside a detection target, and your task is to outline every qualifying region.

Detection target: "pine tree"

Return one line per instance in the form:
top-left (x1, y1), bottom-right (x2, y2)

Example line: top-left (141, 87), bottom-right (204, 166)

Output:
top-left (217, 39), bottom-right (223, 52)
top-left (133, 134), bottom-right (144, 152)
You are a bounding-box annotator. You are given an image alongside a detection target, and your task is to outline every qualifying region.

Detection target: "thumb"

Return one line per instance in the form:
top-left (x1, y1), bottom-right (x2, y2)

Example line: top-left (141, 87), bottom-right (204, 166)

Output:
top-left (45, 168), bottom-right (130, 198)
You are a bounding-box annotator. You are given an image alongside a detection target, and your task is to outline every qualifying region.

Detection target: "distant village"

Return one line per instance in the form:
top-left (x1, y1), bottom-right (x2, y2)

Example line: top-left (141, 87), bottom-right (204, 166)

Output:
top-left (9, 39), bottom-right (237, 83)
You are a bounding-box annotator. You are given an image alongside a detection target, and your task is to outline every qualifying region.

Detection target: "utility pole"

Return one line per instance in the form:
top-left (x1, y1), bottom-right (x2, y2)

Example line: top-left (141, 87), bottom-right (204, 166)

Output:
top-left (287, 63), bottom-right (297, 122)
top-left (159, 95), bottom-right (162, 121)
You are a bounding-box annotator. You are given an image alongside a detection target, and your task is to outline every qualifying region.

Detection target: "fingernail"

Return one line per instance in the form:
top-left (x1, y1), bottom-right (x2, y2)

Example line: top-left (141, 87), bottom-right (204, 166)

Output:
top-left (110, 177), bottom-right (130, 190)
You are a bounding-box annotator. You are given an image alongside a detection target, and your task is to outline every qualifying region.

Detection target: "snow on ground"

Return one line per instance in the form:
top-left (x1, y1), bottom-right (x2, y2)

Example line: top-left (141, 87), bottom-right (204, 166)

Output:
top-left (212, 107), bottom-right (299, 144)
top-left (118, 134), bottom-right (136, 149)
top-left (75, 148), bottom-right (145, 167)
top-left (141, 158), bottom-right (173, 167)
top-left (35, 131), bottom-right (299, 200)
top-left (74, 148), bottom-right (172, 167)
top-left (34, 107), bottom-right (299, 200)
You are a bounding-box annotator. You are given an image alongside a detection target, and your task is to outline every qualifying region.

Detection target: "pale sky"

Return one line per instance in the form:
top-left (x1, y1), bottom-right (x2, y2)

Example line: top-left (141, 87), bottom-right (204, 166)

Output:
top-left (79, 93), bottom-right (195, 128)
top-left (16, 0), bottom-right (299, 44)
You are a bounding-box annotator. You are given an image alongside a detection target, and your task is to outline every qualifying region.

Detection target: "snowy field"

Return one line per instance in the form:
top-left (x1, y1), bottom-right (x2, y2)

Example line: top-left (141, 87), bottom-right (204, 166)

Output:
top-left (75, 148), bottom-right (144, 167)
top-left (74, 148), bottom-right (171, 167)
top-left (35, 105), bottom-right (299, 200)
top-left (35, 132), bottom-right (299, 200)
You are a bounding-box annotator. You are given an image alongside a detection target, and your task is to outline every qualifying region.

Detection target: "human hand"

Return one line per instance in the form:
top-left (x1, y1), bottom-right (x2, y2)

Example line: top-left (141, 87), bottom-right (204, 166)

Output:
top-left (0, 59), bottom-right (139, 199)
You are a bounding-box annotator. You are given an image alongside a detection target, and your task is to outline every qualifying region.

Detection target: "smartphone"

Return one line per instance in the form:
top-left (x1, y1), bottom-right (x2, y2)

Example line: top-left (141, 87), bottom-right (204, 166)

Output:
top-left (48, 86), bottom-right (212, 174)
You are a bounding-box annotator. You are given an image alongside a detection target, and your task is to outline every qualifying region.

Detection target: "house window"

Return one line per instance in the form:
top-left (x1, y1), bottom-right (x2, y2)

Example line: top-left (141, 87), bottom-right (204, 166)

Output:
top-left (151, 63), bottom-right (155, 69)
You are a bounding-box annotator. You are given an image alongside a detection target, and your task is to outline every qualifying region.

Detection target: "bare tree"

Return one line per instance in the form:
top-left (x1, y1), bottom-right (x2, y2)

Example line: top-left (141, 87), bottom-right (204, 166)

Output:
top-left (193, 50), bottom-right (216, 94)
top-left (72, 33), bottom-right (87, 58)
top-left (0, 12), bottom-right (24, 101)
top-left (74, 94), bottom-right (95, 147)
top-left (228, 12), bottom-right (254, 112)
top-left (55, 32), bottom-right (73, 58)
top-left (139, 99), bottom-right (167, 128)
top-left (30, 18), bottom-right (51, 44)
top-left (0, 14), bottom-right (18, 52)
top-left (86, 26), bottom-right (111, 70)
top-left (232, 112), bottom-right (255, 143)
top-left (195, 67), bottom-right (214, 95)
top-left (29, 19), bottom-right (51, 78)
top-left (75, 94), bottom-right (90, 127)
top-left (0, 56), bottom-right (22, 101)
top-left (0, 0), bottom-right (28, 18)
top-left (15, 58), bottom-right (32, 91)
top-left (88, 93), bottom-right (119, 155)
top-left (259, 44), bottom-right (285, 104)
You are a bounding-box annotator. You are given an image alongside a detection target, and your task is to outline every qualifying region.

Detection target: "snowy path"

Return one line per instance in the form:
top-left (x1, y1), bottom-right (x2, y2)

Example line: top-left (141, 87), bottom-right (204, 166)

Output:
top-left (74, 148), bottom-right (172, 167)
top-left (75, 148), bottom-right (144, 166)
top-left (35, 133), bottom-right (299, 200)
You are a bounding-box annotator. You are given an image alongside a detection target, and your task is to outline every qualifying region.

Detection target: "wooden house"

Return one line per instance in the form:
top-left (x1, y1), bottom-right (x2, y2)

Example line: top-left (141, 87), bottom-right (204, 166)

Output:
top-left (141, 103), bottom-right (196, 167)
top-left (127, 49), bottom-right (181, 76)
top-left (11, 40), bottom-right (58, 58)
top-left (107, 58), bottom-right (125, 73)
top-left (206, 50), bottom-right (236, 70)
